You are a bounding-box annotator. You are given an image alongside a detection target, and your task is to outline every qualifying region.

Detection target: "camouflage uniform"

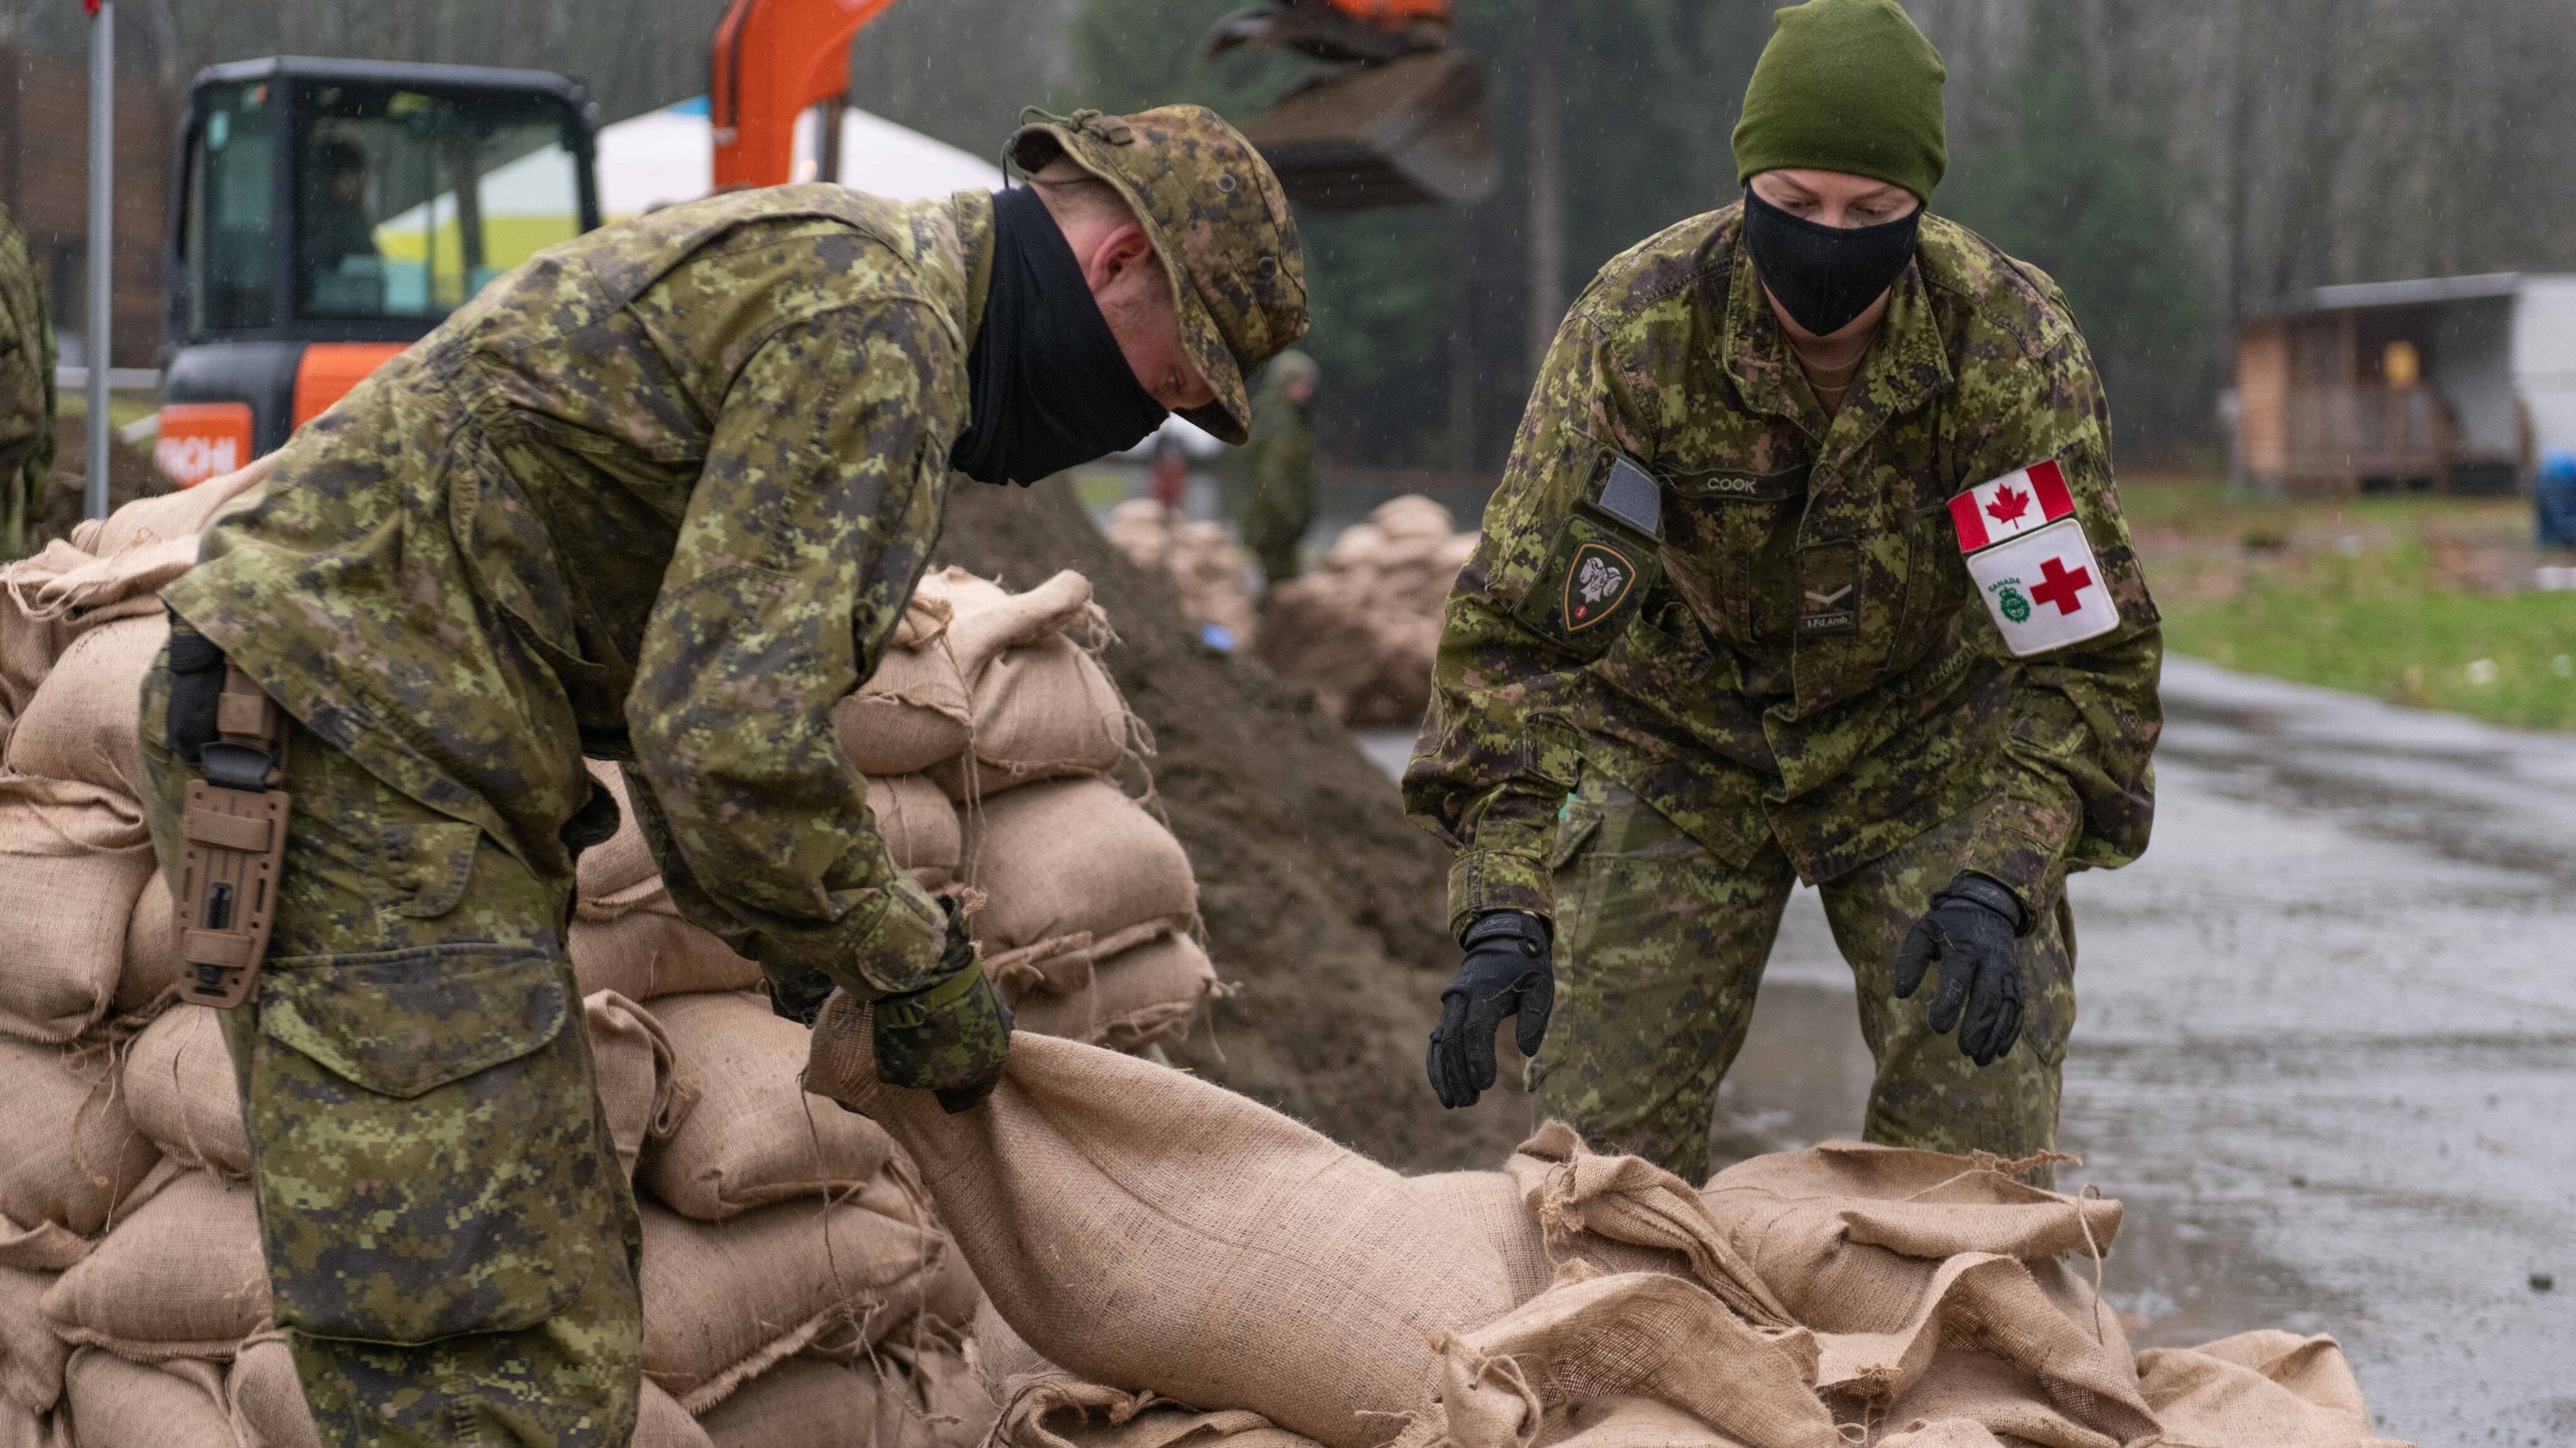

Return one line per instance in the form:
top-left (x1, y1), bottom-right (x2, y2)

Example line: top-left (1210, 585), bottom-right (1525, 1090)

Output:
top-left (143, 105), bottom-right (1306, 1448)
top-left (1236, 352), bottom-right (1317, 587)
top-left (0, 202), bottom-right (54, 561)
top-left (1404, 206), bottom-right (2160, 1185)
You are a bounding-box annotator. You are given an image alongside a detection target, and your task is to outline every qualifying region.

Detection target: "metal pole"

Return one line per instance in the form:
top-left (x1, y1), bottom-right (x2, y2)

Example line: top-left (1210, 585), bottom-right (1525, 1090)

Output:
top-left (1524, 0), bottom-right (1565, 373)
top-left (84, 0), bottom-right (113, 521)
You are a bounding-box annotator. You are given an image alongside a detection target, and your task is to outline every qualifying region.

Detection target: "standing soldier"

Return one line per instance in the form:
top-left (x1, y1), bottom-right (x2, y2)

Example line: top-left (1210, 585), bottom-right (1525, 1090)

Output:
top-left (1407, 0), bottom-right (2160, 1186)
top-left (1238, 348), bottom-right (1318, 590)
top-left (140, 106), bottom-right (1303, 1448)
top-left (0, 201), bottom-right (54, 561)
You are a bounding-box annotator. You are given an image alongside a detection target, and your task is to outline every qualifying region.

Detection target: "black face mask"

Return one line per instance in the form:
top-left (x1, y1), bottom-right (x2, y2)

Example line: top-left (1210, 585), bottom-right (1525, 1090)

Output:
top-left (1740, 185), bottom-right (1923, 338)
top-left (951, 184), bottom-right (1169, 487)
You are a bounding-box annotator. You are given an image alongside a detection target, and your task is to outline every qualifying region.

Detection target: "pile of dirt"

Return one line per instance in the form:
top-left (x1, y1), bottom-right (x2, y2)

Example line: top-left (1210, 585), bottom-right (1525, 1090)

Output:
top-left (934, 476), bottom-right (1527, 1172)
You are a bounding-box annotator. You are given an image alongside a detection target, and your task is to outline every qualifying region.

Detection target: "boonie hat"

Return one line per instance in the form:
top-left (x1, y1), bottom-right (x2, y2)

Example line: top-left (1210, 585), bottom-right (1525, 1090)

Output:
top-left (1009, 105), bottom-right (1309, 445)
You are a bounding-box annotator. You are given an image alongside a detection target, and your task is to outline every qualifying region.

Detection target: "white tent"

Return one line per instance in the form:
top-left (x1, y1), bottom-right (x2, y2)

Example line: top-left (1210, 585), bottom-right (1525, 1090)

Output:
top-left (594, 96), bottom-right (1004, 221)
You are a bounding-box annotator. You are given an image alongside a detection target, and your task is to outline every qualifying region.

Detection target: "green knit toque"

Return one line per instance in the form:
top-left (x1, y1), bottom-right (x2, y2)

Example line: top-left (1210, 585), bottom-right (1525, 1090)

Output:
top-left (1731, 0), bottom-right (1948, 202)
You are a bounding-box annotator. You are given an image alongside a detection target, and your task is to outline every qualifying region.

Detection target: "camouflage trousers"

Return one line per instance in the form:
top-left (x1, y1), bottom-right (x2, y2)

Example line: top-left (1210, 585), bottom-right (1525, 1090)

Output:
top-left (1530, 770), bottom-right (2074, 1186)
top-left (139, 644), bottom-right (643, 1448)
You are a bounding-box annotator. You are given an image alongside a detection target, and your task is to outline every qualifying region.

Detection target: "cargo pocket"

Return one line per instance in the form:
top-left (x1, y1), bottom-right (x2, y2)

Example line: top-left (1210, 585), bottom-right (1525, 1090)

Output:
top-left (248, 944), bottom-right (619, 1345)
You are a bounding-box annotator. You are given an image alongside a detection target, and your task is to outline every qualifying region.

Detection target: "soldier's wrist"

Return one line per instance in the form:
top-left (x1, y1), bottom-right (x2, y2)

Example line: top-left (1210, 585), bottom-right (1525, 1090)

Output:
top-left (841, 878), bottom-right (953, 996)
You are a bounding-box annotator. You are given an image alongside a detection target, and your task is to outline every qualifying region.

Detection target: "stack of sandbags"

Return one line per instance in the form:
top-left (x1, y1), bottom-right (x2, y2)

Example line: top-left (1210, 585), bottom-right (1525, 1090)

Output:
top-left (0, 473), bottom-right (987, 1448)
top-left (1102, 501), bottom-right (1259, 649)
top-left (828, 566), bottom-right (1217, 1056)
top-left (813, 1012), bottom-right (2414, 1448)
top-left (1254, 495), bottom-right (1477, 727)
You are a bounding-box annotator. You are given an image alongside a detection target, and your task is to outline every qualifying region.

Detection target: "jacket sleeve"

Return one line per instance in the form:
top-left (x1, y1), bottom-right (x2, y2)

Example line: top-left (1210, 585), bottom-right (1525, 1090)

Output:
top-left (1403, 309), bottom-right (1636, 939)
top-left (626, 300), bottom-right (958, 998)
top-left (1948, 313), bottom-right (2162, 919)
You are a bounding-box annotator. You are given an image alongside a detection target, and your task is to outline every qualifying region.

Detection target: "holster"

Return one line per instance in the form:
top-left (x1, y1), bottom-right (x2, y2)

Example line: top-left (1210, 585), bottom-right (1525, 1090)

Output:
top-left (174, 665), bottom-right (291, 1009)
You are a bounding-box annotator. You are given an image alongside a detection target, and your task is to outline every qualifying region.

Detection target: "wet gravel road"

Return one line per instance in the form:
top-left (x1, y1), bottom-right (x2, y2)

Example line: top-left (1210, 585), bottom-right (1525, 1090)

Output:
top-left (1359, 656), bottom-right (2576, 1444)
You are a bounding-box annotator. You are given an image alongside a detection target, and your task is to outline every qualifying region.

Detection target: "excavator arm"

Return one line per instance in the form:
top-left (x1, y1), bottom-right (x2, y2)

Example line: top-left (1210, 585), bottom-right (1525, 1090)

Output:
top-left (1206, 0), bottom-right (1495, 209)
top-left (710, 0), bottom-right (902, 189)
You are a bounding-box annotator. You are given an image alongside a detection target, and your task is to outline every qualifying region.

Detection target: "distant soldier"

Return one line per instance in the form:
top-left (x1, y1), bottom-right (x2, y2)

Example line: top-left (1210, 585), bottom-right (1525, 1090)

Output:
top-left (142, 106), bottom-right (1302, 1448)
top-left (1239, 348), bottom-right (1318, 589)
top-left (1407, 0), bottom-right (2161, 1185)
top-left (0, 202), bottom-right (54, 561)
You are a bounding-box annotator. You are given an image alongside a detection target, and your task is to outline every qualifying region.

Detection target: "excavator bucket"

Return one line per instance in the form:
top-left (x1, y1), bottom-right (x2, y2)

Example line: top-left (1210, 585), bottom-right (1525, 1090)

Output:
top-left (1241, 48), bottom-right (1497, 209)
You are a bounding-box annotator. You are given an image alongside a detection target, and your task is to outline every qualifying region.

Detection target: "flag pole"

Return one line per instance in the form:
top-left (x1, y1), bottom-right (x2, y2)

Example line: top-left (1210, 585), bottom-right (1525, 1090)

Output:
top-left (84, 0), bottom-right (113, 521)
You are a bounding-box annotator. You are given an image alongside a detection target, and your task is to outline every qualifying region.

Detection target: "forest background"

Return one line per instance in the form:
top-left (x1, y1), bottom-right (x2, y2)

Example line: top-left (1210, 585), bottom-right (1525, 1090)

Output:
top-left (12, 0), bottom-right (2576, 473)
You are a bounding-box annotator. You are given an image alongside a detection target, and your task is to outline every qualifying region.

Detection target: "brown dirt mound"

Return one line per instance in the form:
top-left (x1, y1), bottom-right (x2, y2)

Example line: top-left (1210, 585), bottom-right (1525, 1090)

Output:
top-left (934, 477), bottom-right (1528, 1172)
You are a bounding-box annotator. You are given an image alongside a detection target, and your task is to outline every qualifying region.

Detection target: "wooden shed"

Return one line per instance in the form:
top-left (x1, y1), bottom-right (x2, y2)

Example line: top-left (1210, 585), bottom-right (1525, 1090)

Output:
top-left (2235, 273), bottom-right (2576, 496)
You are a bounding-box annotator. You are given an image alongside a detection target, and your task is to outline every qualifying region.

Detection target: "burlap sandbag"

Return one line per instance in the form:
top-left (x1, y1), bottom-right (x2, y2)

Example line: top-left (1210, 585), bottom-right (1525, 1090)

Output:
top-left (835, 594), bottom-right (973, 778)
top-left (0, 1268), bottom-right (65, 1413)
top-left (0, 613), bottom-right (164, 799)
top-left (60, 1350), bottom-right (235, 1448)
top-left (2133, 1331), bottom-right (2407, 1448)
top-left (0, 1036), bottom-right (165, 1249)
top-left (575, 761), bottom-right (660, 909)
top-left (223, 1337), bottom-right (313, 1448)
top-left (1250, 579), bottom-right (1377, 722)
top-left (697, 1347), bottom-right (991, 1448)
top-left (43, 1171), bottom-right (269, 1361)
top-left (585, 990), bottom-right (696, 1178)
top-left (1397, 1269), bottom-right (1838, 1448)
top-left (118, 875), bottom-right (184, 1014)
top-left (990, 1374), bottom-right (1324, 1448)
top-left (1341, 613), bottom-right (1440, 729)
top-left (567, 910), bottom-right (763, 1003)
top-left (635, 992), bottom-right (894, 1220)
top-left (922, 568), bottom-right (1095, 685)
top-left (70, 454), bottom-right (277, 558)
top-left (806, 1009), bottom-right (1618, 1448)
top-left (123, 1005), bottom-right (249, 1179)
top-left (637, 1179), bottom-right (977, 1412)
top-left (0, 1399), bottom-right (42, 1448)
top-left (869, 774), bottom-right (962, 888)
top-left (1104, 501), bottom-right (1174, 573)
top-left (0, 777), bottom-right (157, 1043)
top-left (1006, 932), bottom-right (1218, 1054)
top-left (1699, 1143), bottom-right (2155, 1445)
top-left (927, 634), bottom-right (1130, 801)
top-left (961, 780), bottom-right (1196, 958)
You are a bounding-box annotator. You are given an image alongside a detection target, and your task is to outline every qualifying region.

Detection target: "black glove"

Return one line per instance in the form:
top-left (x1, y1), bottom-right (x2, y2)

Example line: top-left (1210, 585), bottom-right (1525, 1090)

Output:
top-left (872, 898), bottom-right (1014, 1113)
top-left (1426, 910), bottom-right (1554, 1109)
top-left (1892, 873), bottom-right (2025, 1067)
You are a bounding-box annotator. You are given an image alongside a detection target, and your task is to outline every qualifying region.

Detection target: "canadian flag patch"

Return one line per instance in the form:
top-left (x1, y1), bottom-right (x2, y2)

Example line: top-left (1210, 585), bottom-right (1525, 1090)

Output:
top-left (1948, 459), bottom-right (2076, 552)
top-left (1948, 461), bottom-right (2119, 656)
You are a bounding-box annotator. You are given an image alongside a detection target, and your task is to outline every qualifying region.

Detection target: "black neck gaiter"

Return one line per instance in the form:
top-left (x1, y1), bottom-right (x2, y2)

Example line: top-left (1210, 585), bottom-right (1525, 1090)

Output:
top-left (951, 185), bottom-right (1169, 487)
top-left (1740, 185), bottom-right (1923, 338)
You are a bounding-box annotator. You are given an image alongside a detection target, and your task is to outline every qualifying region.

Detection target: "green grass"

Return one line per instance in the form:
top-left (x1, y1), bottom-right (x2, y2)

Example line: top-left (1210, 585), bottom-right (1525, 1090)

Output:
top-left (2161, 540), bottom-right (2576, 732)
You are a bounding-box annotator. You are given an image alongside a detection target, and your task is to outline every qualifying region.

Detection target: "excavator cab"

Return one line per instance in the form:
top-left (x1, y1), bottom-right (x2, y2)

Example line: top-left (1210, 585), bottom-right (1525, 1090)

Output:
top-left (1209, 0), bottom-right (1497, 210)
top-left (157, 58), bottom-right (599, 484)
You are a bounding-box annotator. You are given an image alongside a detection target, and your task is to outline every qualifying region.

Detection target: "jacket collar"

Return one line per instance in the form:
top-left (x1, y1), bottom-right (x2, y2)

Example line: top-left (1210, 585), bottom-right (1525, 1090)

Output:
top-left (953, 189), bottom-right (998, 346)
top-left (1719, 229), bottom-right (1953, 467)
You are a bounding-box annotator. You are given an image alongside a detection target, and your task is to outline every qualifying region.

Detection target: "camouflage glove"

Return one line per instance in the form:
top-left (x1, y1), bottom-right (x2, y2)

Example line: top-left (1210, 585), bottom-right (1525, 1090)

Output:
top-left (1892, 873), bottom-right (2025, 1068)
top-left (873, 898), bottom-right (1014, 1114)
top-left (1426, 910), bottom-right (1554, 1109)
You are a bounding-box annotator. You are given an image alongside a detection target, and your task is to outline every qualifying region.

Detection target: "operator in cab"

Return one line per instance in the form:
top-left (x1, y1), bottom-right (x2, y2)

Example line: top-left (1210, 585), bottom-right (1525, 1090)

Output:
top-left (1407, 0), bottom-right (2161, 1186)
top-left (142, 106), bottom-right (1304, 1448)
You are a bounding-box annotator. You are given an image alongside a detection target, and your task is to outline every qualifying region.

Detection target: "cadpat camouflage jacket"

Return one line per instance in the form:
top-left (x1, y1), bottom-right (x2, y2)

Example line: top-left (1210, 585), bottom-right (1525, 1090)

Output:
top-left (0, 202), bottom-right (54, 562)
top-left (1404, 206), bottom-right (2161, 936)
top-left (165, 185), bottom-right (997, 997)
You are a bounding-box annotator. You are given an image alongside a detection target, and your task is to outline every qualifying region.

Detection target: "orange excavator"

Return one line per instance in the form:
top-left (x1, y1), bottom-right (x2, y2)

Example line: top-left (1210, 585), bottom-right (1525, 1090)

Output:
top-left (150, 0), bottom-right (1490, 485)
